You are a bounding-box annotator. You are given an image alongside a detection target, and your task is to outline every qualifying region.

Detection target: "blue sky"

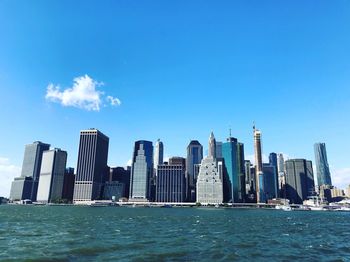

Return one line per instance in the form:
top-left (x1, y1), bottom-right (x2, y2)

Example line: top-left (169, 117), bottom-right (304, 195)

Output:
top-left (1, 1), bottom-right (350, 196)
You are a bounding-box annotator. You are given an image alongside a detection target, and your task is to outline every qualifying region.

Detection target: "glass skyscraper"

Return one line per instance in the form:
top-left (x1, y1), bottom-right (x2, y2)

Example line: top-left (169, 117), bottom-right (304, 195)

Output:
top-left (186, 140), bottom-right (203, 201)
top-left (222, 137), bottom-right (239, 203)
top-left (314, 143), bottom-right (332, 186)
top-left (129, 140), bottom-right (153, 201)
top-left (73, 129), bottom-right (109, 203)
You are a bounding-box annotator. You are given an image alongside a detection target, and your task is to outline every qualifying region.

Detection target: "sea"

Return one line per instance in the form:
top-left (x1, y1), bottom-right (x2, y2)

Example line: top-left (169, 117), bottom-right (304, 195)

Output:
top-left (0, 205), bottom-right (350, 261)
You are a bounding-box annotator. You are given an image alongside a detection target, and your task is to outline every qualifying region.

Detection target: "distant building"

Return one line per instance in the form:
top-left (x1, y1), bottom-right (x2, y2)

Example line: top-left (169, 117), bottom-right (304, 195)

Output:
top-left (262, 164), bottom-right (278, 201)
top-left (314, 143), bottom-right (332, 186)
top-left (109, 167), bottom-right (131, 198)
top-left (73, 129), bottom-right (109, 203)
top-left (269, 153), bottom-right (279, 197)
top-left (196, 133), bottom-right (223, 204)
top-left (62, 168), bottom-right (75, 202)
top-left (186, 140), bottom-right (203, 202)
top-left (153, 139), bottom-right (164, 170)
top-left (156, 161), bottom-right (186, 203)
top-left (237, 142), bottom-right (246, 201)
top-left (216, 142), bottom-right (223, 158)
top-left (285, 159), bottom-right (315, 204)
top-left (129, 140), bottom-right (153, 201)
top-left (277, 153), bottom-right (285, 192)
top-left (345, 185), bottom-right (350, 198)
top-left (37, 149), bottom-right (67, 203)
top-left (253, 125), bottom-right (264, 203)
top-left (103, 181), bottom-right (124, 201)
top-left (222, 137), bottom-right (239, 203)
top-left (9, 141), bottom-right (50, 201)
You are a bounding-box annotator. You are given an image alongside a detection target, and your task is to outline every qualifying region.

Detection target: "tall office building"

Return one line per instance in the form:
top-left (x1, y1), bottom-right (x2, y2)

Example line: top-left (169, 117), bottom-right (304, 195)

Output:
top-left (153, 139), bottom-right (164, 169)
top-left (277, 153), bottom-right (285, 191)
top-left (285, 159), bottom-right (315, 204)
top-left (253, 125), bottom-right (264, 203)
top-left (196, 133), bottom-right (223, 204)
top-left (129, 140), bottom-right (153, 201)
top-left (262, 163), bottom-right (278, 200)
top-left (269, 153), bottom-right (279, 197)
top-left (37, 149), bottom-right (67, 203)
top-left (222, 137), bottom-right (239, 203)
top-left (314, 143), bottom-right (332, 186)
top-left (62, 168), bottom-right (75, 202)
top-left (9, 141), bottom-right (50, 201)
top-left (109, 167), bottom-right (131, 198)
top-left (156, 158), bottom-right (186, 203)
top-left (237, 142), bottom-right (246, 201)
top-left (73, 129), bottom-right (109, 203)
top-left (186, 140), bottom-right (203, 201)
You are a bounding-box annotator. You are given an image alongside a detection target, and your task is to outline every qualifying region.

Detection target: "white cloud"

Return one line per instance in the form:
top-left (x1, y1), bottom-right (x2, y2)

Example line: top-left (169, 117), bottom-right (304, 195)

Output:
top-left (107, 96), bottom-right (121, 106)
top-left (0, 157), bottom-right (21, 198)
top-left (126, 159), bottom-right (132, 166)
top-left (45, 75), bottom-right (121, 111)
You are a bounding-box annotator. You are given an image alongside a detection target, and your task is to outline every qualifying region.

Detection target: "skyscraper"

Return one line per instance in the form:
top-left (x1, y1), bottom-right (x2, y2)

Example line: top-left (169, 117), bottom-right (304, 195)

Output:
top-left (196, 132), bottom-right (223, 204)
top-left (156, 158), bottom-right (186, 203)
top-left (285, 159), bottom-right (315, 204)
top-left (186, 140), bottom-right (203, 201)
top-left (253, 125), bottom-right (264, 203)
top-left (9, 141), bottom-right (50, 201)
top-left (216, 142), bottom-right (223, 158)
top-left (237, 142), bottom-right (246, 201)
top-left (269, 152), bottom-right (278, 197)
top-left (37, 149), bottom-right (67, 203)
top-left (153, 139), bottom-right (164, 169)
top-left (277, 153), bottom-right (285, 192)
top-left (129, 140), bottom-right (153, 201)
top-left (314, 143), bottom-right (332, 186)
top-left (73, 129), bottom-right (109, 203)
top-left (222, 137), bottom-right (239, 202)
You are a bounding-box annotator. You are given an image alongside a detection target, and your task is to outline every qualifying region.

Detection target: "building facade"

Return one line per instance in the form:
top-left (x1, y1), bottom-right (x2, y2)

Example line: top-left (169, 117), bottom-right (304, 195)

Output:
top-left (186, 140), bottom-right (203, 202)
top-left (129, 140), bottom-right (153, 201)
top-left (285, 159), bottom-right (315, 204)
top-left (156, 162), bottom-right (186, 203)
top-left (222, 137), bottom-right (239, 203)
top-left (9, 141), bottom-right (50, 201)
top-left (73, 129), bottom-right (109, 203)
top-left (253, 125), bottom-right (264, 203)
top-left (37, 149), bottom-right (67, 203)
top-left (153, 139), bottom-right (164, 169)
top-left (62, 168), bottom-right (75, 202)
top-left (314, 143), bottom-right (332, 187)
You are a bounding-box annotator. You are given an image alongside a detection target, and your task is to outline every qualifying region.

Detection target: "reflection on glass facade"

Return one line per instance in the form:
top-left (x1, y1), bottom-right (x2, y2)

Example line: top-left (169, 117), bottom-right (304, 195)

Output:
top-left (222, 137), bottom-right (239, 203)
top-left (129, 141), bottom-right (153, 200)
top-left (186, 140), bottom-right (203, 201)
top-left (314, 143), bottom-right (332, 186)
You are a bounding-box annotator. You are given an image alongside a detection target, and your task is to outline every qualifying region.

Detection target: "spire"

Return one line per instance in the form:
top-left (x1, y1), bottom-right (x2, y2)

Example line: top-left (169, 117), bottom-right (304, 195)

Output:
top-left (208, 131), bottom-right (216, 158)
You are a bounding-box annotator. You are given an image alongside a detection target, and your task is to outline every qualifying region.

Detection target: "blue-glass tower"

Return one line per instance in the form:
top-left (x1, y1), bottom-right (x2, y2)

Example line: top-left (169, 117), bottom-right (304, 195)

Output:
top-left (314, 143), bottom-right (332, 186)
top-left (222, 137), bottom-right (239, 203)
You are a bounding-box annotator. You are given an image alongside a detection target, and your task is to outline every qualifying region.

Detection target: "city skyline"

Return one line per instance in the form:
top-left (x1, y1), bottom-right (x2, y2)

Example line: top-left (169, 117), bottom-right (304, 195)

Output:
top-left (1, 1), bottom-right (350, 197)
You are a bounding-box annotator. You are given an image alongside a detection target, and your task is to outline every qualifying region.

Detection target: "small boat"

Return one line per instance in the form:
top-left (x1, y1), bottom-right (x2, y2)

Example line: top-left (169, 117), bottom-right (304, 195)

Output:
top-left (275, 205), bottom-right (292, 211)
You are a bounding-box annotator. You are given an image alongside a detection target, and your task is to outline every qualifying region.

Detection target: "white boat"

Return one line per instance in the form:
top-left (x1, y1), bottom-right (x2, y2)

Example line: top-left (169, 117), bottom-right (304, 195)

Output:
top-left (309, 206), bottom-right (326, 211)
top-left (275, 205), bottom-right (292, 211)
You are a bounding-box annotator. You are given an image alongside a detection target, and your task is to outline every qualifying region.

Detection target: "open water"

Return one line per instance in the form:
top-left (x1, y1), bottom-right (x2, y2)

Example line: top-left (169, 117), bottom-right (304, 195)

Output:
top-left (0, 205), bottom-right (350, 261)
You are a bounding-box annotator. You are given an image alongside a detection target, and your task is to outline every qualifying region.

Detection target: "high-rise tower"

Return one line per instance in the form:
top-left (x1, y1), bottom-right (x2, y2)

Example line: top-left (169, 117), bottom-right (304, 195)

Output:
top-left (186, 140), bottom-right (203, 201)
top-left (209, 132), bottom-right (216, 158)
top-left (253, 125), bottom-right (263, 203)
top-left (129, 140), bottom-right (153, 201)
top-left (9, 141), bottom-right (50, 201)
top-left (73, 129), bottom-right (109, 203)
top-left (314, 143), bottom-right (332, 186)
top-left (153, 139), bottom-right (164, 169)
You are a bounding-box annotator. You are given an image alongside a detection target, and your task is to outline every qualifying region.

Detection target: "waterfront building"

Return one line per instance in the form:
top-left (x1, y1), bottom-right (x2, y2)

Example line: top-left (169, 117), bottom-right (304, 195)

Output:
top-left (196, 133), bottom-right (223, 204)
top-left (156, 160), bottom-right (186, 203)
top-left (103, 181), bottom-right (124, 201)
top-left (222, 137), bottom-right (239, 203)
top-left (262, 163), bottom-right (278, 200)
top-left (277, 153), bottom-right (285, 192)
top-left (253, 125), bottom-right (264, 203)
top-left (73, 129), bottom-right (109, 203)
top-left (109, 167), bottom-right (131, 198)
top-left (314, 143), bottom-right (332, 187)
top-left (129, 140), bottom-right (153, 201)
top-left (216, 142), bottom-right (223, 158)
top-left (153, 139), bottom-right (164, 171)
top-left (62, 168), bottom-right (75, 202)
top-left (9, 141), bottom-right (50, 201)
top-left (237, 142), bottom-right (246, 201)
top-left (269, 153), bottom-right (279, 197)
top-left (285, 159), bottom-right (315, 204)
top-left (186, 140), bottom-right (203, 202)
top-left (345, 185), bottom-right (350, 198)
top-left (37, 149), bottom-right (67, 203)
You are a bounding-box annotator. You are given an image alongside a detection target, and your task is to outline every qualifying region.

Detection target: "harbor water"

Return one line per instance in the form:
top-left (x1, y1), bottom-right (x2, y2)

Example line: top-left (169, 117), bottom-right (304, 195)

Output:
top-left (1, 205), bottom-right (350, 261)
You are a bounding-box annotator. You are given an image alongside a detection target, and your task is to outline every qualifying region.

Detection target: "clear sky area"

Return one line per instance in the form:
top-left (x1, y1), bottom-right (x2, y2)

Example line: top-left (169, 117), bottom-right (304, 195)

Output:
top-left (0, 0), bottom-right (349, 196)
